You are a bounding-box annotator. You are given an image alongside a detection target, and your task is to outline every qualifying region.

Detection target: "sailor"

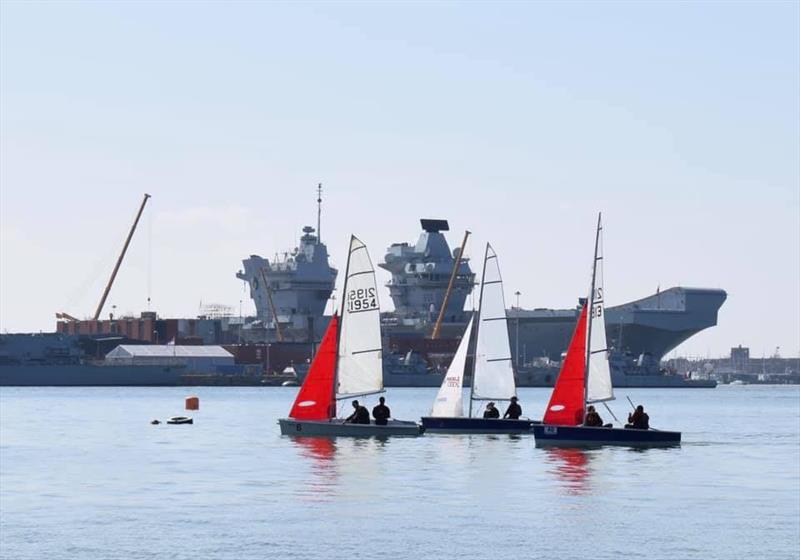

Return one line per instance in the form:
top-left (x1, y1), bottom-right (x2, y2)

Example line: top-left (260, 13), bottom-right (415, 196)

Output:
top-left (584, 405), bottom-right (604, 427)
top-left (625, 405), bottom-right (650, 430)
top-left (345, 400), bottom-right (370, 424)
top-left (483, 402), bottom-right (500, 419)
top-left (503, 396), bottom-right (522, 420)
top-left (372, 397), bottom-right (391, 426)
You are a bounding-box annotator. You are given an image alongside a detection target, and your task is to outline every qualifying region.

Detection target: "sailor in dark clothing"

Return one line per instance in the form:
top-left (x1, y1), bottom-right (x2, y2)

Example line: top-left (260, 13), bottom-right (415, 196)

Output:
top-left (483, 402), bottom-right (500, 419)
top-left (372, 396), bottom-right (391, 426)
top-left (625, 405), bottom-right (650, 430)
top-left (584, 405), bottom-right (604, 427)
top-left (345, 400), bottom-right (370, 424)
top-left (503, 396), bottom-right (522, 420)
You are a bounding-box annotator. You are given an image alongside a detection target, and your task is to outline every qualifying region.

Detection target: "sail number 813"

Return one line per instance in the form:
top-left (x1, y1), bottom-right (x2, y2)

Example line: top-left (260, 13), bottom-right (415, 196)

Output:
top-left (347, 288), bottom-right (378, 312)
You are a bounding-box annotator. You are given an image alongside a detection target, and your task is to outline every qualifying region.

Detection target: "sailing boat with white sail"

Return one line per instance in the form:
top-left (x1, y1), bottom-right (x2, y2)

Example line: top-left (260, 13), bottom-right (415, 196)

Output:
top-left (420, 243), bottom-right (536, 434)
top-left (532, 214), bottom-right (681, 447)
top-left (278, 235), bottom-right (422, 437)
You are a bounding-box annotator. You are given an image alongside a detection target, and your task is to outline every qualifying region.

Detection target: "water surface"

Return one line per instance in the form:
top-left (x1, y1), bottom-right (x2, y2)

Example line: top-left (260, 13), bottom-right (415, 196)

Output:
top-left (1, 386), bottom-right (798, 559)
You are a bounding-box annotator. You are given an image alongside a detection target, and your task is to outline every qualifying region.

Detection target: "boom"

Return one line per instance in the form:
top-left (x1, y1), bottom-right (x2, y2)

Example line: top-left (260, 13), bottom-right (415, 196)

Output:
top-left (93, 193), bottom-right (151, 320)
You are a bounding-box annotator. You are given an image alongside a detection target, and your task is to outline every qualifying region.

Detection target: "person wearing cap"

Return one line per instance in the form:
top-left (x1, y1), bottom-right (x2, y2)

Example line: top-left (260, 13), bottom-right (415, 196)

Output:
top-left (483, 402), bottom-right (500, 419)
top-left (503, 396), bottom-right (522, 420)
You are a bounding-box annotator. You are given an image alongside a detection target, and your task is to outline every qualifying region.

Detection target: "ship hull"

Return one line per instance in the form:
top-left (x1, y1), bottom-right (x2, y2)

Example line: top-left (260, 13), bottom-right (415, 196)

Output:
top-left (532, 424), bottom-right (681, 447)
top-left (278, 418), bottom-right (422, 437)
top-left (420, 416), bottom-right (537, 434)
top-left (0, 364), bottom-right (185, 386)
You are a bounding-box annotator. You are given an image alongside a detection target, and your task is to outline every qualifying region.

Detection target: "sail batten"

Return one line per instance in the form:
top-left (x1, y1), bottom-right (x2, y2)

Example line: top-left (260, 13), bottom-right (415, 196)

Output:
top-left (471, 244), bottom-right (516, 401)
top-left (336, 236), bottom-right (384, 398)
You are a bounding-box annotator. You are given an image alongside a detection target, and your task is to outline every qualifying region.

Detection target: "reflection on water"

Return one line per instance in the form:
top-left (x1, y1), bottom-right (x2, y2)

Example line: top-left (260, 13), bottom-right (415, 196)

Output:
top-left (544, 448), bottom-right (594, 495)
top-left (290, 437), bottom-right (339, 500)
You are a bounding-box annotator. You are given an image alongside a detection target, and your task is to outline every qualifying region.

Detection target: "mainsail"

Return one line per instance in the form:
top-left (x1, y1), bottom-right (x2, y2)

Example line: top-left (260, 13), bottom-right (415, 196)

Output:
top-left (336, 235), bottom-right (384, 398)
top-left (288, 314), bottom-right (339, 420)
top-left (471, 244), bottom-right (516, 402)
top-left (431, 316), bottom-right (474, 417)
top-left (586, 215), bottom-right (614, 403)
top-left (543, 305), bottom-right (588, 426)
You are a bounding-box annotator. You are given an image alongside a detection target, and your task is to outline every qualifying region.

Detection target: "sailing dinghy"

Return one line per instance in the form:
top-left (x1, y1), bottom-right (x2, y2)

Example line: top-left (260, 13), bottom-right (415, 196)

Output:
top-left (532, 215), bottom-right (680, 447)
top-left (278, 236), bottom-right (422, 437)
top-left (420, 244), bottom-right (536, 434)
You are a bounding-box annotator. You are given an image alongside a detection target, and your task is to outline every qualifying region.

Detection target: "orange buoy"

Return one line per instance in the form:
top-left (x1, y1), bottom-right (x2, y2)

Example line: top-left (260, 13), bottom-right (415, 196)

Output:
top-left (185, 396), bottom-right (200, 411)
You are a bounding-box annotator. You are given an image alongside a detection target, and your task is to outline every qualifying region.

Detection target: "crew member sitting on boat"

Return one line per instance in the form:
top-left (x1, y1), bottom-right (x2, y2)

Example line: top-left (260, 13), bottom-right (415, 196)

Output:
top-left (503, 396), bottom-right (522, 420)
top-left (584, 405), bottom-right (612, 428)
top-left (483, 402), bottom-right (500, 419)
top-left (625, 405), bottom-right (650, 430)
top-left (372, 397), bottom-right (391, 426)
top-left (345, 400), bottom-right (370, 424)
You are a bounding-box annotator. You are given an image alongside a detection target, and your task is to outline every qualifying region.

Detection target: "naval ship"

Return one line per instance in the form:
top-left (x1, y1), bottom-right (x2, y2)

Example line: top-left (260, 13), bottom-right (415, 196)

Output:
top-left (1, 192), bottom-right (726, 387)
top-left (238, 213), bottom-right (724, 388)
top-left (372, 220), bottom-right (724, 388)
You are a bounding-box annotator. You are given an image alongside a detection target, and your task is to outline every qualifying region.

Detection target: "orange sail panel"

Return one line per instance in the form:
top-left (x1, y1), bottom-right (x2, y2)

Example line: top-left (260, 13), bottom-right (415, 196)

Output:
top-left (543, 305), bottom-right (588, 426)
top-left (288, 314), bottom-right (339, 420)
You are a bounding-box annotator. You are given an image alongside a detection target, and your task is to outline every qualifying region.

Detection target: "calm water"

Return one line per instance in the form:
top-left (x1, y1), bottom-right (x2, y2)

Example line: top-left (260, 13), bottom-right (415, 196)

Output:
top-left (1, 386), bottom-right (798, 560)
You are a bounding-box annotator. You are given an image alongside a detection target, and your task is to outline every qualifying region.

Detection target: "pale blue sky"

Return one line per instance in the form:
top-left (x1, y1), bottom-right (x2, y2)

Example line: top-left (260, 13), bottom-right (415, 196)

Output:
top-left (1, 1), bottom-right (798, 358)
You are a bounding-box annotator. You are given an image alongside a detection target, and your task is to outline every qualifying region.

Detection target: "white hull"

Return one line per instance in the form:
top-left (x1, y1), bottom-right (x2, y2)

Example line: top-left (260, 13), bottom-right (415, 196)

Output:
top-left (278, 418), bottom-right (422, 437)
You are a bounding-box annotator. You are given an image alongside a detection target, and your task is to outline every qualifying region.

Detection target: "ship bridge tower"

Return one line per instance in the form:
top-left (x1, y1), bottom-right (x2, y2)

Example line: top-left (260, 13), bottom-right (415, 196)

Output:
top-left (379, 219), bottom-right (475, 327)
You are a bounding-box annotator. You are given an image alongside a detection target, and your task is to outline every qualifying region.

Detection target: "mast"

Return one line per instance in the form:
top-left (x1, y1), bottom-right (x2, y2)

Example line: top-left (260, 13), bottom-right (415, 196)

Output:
top-left (431, 230), bottom-right (470, 339)
top-left (583, 213), bottom-right (602, 420)
top-left (317, 183), bottom-right (323, 244)
top-left (333, 234), bottom-right (354, 406)
top-left (468, 242), bottom-right (490, 418)
top-left (94, 193), bottom-right (151, 320)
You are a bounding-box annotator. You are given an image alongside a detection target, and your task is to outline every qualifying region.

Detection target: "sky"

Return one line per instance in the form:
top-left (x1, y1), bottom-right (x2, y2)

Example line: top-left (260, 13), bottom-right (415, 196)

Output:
top-left (1, 1), bottom-right (798, 358)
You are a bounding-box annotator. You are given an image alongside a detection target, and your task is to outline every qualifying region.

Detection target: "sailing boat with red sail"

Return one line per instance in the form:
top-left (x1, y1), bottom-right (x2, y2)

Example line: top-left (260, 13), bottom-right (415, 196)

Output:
top-left (532, 215), bottom-right (681, 447)
top-left (278, 235), bottom-right (422, 437)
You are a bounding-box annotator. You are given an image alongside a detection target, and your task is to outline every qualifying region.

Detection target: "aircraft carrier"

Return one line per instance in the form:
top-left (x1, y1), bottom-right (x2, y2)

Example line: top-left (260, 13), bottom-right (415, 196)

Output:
top-left (1, 194), bottom-right (726, 387)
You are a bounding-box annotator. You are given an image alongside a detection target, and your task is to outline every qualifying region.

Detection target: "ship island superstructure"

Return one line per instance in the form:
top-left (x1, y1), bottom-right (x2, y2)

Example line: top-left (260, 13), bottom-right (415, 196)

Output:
top-left (379, 219), bottom-right (475, 333)
top-left (236, 225), bottom-right (336, 339)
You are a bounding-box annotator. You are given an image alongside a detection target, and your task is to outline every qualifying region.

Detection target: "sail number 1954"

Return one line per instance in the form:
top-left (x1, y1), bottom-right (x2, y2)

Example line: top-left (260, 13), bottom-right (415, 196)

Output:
top-left (347, 287), bottom-right (378, 312)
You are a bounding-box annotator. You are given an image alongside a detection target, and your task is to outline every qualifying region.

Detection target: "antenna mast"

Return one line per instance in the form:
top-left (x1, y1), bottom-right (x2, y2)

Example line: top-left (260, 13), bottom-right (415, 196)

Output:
top-left (317, 183), bottom-right (322, 243)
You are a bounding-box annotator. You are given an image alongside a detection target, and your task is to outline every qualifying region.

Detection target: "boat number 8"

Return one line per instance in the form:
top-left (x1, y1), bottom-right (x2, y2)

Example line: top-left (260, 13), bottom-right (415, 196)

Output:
top-left (347, 288), bottom-right (378, 312)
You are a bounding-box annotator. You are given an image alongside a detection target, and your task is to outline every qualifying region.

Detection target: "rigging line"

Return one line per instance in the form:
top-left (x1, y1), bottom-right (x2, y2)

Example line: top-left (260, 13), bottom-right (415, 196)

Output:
top-left (602, 402), bottom-right (620, 423)
top-left (345, 307), bottom-right (380, 315)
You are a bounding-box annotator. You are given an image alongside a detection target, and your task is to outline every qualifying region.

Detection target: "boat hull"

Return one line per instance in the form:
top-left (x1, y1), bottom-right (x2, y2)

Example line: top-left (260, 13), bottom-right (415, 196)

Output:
top-left (278, 418), bottom-right (422, 437)
top-left (531, 424), bottom-right (681, 447)
top-left (420, 416), bottom-right (538, 434)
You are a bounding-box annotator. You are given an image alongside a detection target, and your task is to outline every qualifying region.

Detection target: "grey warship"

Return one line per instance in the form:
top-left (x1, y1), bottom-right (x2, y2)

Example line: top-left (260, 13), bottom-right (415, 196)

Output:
top-left (376, 220), bottom-right (725, 388)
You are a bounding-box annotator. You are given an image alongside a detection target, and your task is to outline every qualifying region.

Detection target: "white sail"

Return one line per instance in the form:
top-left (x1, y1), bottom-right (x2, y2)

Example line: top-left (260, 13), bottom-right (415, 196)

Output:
top-left (431, 316), bottom-right (474, 417)
top-left (336, 236), bottom-right (384, 398)
top-left (586, 216), bottom-right (614, 403)
top-left (472, 244), bottom-right (516, 401)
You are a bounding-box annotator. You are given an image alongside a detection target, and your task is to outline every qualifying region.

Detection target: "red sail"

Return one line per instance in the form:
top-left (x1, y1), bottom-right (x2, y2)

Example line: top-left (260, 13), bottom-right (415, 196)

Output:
top-left (288, 314), bottom-right (339, 421)
top-left (543, 305), bottom-right (588, 426)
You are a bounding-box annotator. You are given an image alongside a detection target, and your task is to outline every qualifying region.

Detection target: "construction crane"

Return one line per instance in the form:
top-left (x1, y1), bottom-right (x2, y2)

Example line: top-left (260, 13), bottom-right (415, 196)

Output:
top-left (431, 230), bottom-right (471, 340)
top-left (93, 193), bottom-right (151, 320)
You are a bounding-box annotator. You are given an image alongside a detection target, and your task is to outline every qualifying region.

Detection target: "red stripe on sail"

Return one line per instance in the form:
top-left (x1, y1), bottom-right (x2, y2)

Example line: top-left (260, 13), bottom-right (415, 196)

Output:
top-left (288, 314), bottom-right (338, 421)
top-left (543, 305), bottom-right (588, 426)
